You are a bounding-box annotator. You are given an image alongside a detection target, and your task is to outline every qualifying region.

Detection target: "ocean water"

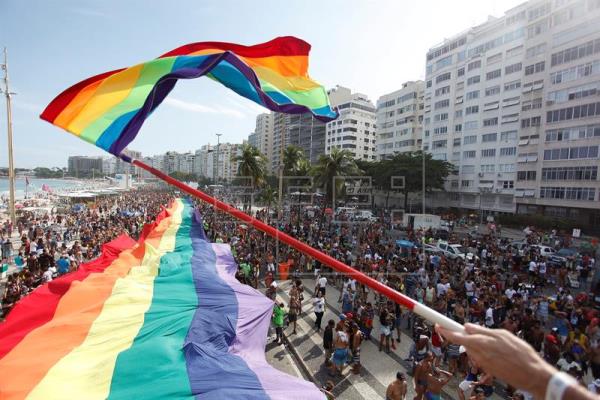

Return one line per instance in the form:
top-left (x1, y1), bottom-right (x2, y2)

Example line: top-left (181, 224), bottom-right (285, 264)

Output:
top-left (0, 177), bottom-right (85, 199)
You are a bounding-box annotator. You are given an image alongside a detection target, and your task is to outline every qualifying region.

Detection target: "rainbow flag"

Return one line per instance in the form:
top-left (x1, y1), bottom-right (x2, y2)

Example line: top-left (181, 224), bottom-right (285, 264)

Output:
top-left (40, 37), bottom-right (338, 156)
top-left (0, 199), bottom-right (324, 399)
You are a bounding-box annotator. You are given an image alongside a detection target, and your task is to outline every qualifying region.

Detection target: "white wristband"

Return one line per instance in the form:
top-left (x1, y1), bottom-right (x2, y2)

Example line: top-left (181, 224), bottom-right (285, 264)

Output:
top-left (545, 371), bottom-right (577, 400)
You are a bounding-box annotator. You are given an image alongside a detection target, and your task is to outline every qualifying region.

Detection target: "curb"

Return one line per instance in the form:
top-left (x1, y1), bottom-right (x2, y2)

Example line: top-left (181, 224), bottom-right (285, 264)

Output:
top-left (282, 331), bottom-right (320, 385)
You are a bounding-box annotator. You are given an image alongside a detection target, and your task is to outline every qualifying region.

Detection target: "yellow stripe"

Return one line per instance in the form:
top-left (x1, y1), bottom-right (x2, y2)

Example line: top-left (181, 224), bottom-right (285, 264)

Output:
top-left (66, 64), bottom-right (144, 135)
top-left (27, 200), bottom-right (184, 400)
top-left (252, 65), bottom-right (320, 91)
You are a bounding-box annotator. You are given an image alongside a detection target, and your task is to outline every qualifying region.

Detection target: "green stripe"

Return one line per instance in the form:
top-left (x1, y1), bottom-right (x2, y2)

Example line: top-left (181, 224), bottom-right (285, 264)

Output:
top-left (107, 200), bottom-right (196, 400)
top-left (259, 80), bottom-right (330, 109)
top-left (79, 57), bottom-right (178, 143)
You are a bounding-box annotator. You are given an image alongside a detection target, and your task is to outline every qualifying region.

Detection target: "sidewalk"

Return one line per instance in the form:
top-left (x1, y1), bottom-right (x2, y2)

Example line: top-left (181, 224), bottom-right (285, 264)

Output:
top-left (271, 277), bottom-right (504, 400)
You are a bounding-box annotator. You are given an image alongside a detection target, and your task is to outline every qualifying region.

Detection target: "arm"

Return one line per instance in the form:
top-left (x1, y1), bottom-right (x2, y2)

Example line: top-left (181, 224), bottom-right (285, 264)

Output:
top-left (437, 323), bottom-right (598, 400)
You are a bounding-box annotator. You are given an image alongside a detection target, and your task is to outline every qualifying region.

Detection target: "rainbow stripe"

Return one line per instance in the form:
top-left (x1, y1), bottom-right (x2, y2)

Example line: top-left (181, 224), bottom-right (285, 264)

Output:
top-left (0, 199), bottom-right (324, 399)
top-left (40, 37), bottom-right (338, 156)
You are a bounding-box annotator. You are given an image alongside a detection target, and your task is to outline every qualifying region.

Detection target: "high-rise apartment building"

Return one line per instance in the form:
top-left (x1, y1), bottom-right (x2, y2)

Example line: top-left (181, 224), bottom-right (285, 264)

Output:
top-left (326, 86), bottom-right (377, 160)
top-left (376, 81), bottom-right (425, 160)
top-left (68, 156), bottom-right (103, 176)
top-left (424, 0), bottom-right (600, 223)
top-left (253, 113), bottom-right (274, 171)
top-left (271, 112), bottom-right (326, 170)
top-left (513, 0), bottom-right (600, 226)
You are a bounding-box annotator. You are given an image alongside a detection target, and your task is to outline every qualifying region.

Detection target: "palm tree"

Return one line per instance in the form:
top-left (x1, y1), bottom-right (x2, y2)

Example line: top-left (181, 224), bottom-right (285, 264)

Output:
top-left (260, 187), bottom-right (277, 216)
top-left (282, 145), bottom-right (305, 176)
top-left (311, 147), bottom-right (361, 207)
top-left (233, 144), bottom-right (267, 209)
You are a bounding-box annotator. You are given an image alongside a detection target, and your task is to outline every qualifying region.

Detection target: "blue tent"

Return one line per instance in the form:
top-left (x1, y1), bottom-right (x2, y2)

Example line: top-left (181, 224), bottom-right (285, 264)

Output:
top-left (396, 239), bottom-right (415, 248)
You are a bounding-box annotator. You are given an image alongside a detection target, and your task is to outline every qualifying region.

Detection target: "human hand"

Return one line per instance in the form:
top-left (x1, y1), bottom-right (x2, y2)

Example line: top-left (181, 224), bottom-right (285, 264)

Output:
top-left (436, 323), bottom-right (554, 399)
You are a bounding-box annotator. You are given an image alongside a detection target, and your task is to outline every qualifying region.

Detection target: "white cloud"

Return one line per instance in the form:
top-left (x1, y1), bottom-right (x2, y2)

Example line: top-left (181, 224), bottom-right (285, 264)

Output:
top-left (164, 97), bottom-right (247, 119)
top-left (224, 97), bottom-right (267, 115)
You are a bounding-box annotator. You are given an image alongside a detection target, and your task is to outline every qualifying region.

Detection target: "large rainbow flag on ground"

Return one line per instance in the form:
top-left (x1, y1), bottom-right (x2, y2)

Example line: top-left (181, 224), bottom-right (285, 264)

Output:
top-left (40, 36), bottom-right (338, 156)
top-left (0, 199), bottom-right (324, 399)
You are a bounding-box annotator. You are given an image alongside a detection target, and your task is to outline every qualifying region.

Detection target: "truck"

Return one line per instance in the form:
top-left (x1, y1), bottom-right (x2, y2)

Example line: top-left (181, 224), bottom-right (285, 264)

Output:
top-left (402, 213), bottom-right (441, 230)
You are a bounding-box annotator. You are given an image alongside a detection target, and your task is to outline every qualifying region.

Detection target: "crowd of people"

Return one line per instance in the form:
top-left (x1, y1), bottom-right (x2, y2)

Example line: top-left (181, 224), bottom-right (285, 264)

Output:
top-left (2, 190), bottom-right (600, 399)
top-left (193, 199), bottom-right (599, 399)
top-left (0, 189), bottom-right (172, 317)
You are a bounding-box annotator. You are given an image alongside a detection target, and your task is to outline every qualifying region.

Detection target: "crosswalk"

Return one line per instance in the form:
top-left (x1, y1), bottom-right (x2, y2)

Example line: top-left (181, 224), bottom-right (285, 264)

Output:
top-left (268, 277), bottom-right (504, 400)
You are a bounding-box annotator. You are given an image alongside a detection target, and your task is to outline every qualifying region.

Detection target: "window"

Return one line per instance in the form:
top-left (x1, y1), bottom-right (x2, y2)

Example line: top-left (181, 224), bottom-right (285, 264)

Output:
top-left (521, 116), bottom-right (541, 128)
top-left (435, 86), bottom-right (451, 96)
top-left (517, 171), bottom-right (537, 181)
top-left (525, 61), bottom-right (545, 76)
top-left (467, 75), bottom-right (481, 85)
top-left (483, 117), bottom-right (498, 126)
top-left (546, 102), bottom-right (600, 123)
top-left (487, 53), bottom-right (502, 64)
top-left (466, 90), bottom-right (480, 100)
top-left (501, 130), bottom-right (518, 141)
top-left (463, 135), bottom-right (477, 145)
top-left (465, 105), bottom-right (479, 115)
top-left (461, 180), bottom-right (473, 187)
top-left (526, 43), bottom-right (546, 59)
top-left (464, 121), bottom-right (479, 130)
top-left (498, 163), bottom-right (516, 172)
top-left (434, 99), bottom-right (450, 109)
top-left (540, 187), bottom-right (595, 201)
top-left (484, 101), bottom-right (500, 111)
top-left (500, 147), bottom-right (517, 156)
top-left (481, 148), bottom-right (496, 157)
top-left (547, 81), bottom-right (600, 104)
top-left (455, 110), bottom-right (463, 118)
top-left (528, 3), bottom-right (550, 21)
top-left (502, 113), bottom-right (520, 123)
top-left (504, 80), bottom-right (521, 91)
top-left (453, 138), bottom-right (461, 146)
top-left (543, 145), bottom-right (599, 160)
top-left (432, 139), bottom-right (447, 149)
top-left (436, 72), bottom-right (452, 83)
top-left (454, 124), bottom-right (462, 132)
top-left (458, 67), bottom-right (465, 77)
top-left (486, 69), bottom-right (502, 80)
top-left (550, 60), bottom-right (600, 84)
top-left (462, 165), bottom-right (475, 173)
top-left (505, 62), bottom-right (522, 74)
top-left (506, 45), bottom-right (523, 58)
top-left (522, 98), bottom-right (542, 111)
top-left (482, 133), bottom-right (497, 142)
top-left (551, 38), bottom-right (600, 67)
top-left (500, 180), bottom-right (514, 189)
top-left (468, 60), bottom-right (481, 71)
top-left (426, 80), bottom-right (432, 88)
top-left (433, 126), bottom-right (448, 135)
top-left (485, 85), bottom-right (501, 96)
top-left (542, 166), bottom-right (598, 181)
top-left (527, 18), bottom-right (550, 38)
top-left (436, 55), bottom-right (453, 71)
top-left (481, 164), bottom-right (495, 173)
top-left (463, 151), bottom-right (476, 159)
top-left (545, 124), bottom-right (600, 142)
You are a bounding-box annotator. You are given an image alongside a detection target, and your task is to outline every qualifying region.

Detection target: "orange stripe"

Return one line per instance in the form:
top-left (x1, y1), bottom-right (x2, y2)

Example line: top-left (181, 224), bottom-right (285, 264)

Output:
top-left (0, 203), bottom-right (179, 399)
top-left (53, 79), bottom-right (105, 131)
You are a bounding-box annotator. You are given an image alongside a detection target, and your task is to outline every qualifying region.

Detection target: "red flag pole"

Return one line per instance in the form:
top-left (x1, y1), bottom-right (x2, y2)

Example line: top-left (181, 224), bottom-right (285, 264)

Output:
top-left (129, 157), bottom-right (463, 332)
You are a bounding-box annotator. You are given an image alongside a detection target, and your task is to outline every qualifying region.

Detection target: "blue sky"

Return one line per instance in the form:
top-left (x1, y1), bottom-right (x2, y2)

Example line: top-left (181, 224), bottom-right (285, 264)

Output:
top-left (0, 0), bottom-right (522, 168)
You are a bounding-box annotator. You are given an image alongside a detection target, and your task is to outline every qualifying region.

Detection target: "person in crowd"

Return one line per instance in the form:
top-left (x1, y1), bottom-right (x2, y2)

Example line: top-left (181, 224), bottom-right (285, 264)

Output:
top-left (386, 372), bottom-right (407, 400)
top-left (313, 291), bottom-right (326, 331)
top-left (323, 319), bottom-right (335, 367)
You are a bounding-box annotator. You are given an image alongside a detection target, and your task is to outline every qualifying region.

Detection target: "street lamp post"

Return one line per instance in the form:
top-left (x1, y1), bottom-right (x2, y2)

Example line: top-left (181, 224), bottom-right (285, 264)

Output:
top-left (2, 47), bottom-right (16, 226)
top-left (215, 133), bottom-right (222, 184)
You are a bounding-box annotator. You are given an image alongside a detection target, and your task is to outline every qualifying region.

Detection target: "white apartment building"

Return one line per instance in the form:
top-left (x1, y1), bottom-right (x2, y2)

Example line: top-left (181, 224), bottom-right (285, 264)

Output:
top-left (376, 81), bottom-right (425, 160)
top-left (424, 0), bottom-right (600, 226)
top-left (253, 113), bottom-right (274, 171)
top-left (424, 6), bottom-right (529, 214)
top-left (512, 0), bottom-right (600, 228)
top-left (326, 86), bottom-right (377, 161)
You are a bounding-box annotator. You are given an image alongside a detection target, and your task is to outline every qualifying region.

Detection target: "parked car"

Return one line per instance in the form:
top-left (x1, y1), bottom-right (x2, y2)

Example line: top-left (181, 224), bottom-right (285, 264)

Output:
top-left (548, 248), bottom-right (578, 266)
top-left (435, 241), bottom-right (477, 261)
top-left (530, 245), bottom-right (557, 258)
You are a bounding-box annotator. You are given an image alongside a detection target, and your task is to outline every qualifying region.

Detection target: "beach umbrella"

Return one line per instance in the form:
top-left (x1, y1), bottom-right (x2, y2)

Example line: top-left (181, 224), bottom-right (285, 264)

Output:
top-left (396, 239), bottom-right (415, 248)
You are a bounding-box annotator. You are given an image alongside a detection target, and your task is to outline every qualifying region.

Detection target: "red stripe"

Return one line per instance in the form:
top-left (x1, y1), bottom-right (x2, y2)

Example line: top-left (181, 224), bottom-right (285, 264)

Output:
top-left (0, 234), bottom-right (136, 359)
top-left (159, 36), bottom-right (310, 58)
top-left (39, 68), bottom-right (125, 123)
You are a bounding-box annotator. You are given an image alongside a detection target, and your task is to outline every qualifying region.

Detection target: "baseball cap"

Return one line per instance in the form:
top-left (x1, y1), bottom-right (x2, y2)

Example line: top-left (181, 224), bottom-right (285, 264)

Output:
top-left (339, 314), bottom-right (346, 320)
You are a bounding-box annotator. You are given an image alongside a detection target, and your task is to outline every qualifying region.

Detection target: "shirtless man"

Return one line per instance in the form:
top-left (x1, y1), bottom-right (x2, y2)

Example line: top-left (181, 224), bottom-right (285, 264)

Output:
top-left (425, 368), bottom-right (453, 400)
top-left (386, 372), bottom-right (407, 400)
top-left (413, 352), bottom-right (433, 400)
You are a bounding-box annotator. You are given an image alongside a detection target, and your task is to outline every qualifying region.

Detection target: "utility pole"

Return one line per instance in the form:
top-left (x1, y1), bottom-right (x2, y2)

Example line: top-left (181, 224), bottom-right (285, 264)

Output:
top-left (2, 47), bottom-right (16, 226)
top-left (215, 133), bottom-right (222, 185)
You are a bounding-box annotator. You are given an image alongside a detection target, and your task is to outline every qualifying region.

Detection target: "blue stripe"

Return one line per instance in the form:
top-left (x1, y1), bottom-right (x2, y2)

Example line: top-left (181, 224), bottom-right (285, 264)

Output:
top-left (208, 60), bottom-right (263, 105)
top-left (96, 110), bottom-right (138, 151)
top-left (184, 209), bottom-right (268, 399)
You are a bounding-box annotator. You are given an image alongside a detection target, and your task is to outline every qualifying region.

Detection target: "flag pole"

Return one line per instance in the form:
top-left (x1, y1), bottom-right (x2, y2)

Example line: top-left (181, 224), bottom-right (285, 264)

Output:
top-left (123, 155), bottom-right (463, 332)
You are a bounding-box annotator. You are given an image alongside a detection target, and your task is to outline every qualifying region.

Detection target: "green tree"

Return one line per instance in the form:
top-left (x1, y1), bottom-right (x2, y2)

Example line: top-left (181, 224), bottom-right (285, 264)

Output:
top-left (311, 147), bottom-right (361, 206)
top-left (169, 171), bottom-right (197, 182)
top-left (233, 144), bottom-right (267, 209)
top-left (260, 187), bottom-right (278, 215)
top-left (377, 151), bottom-right (452, 210)
top-left (282, 145), bottom-right (306, 175)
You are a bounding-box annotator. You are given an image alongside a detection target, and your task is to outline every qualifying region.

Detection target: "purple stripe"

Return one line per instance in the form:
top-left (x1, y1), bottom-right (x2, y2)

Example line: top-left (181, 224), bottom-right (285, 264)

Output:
top-left (211, 243), bottom-right (325, 400)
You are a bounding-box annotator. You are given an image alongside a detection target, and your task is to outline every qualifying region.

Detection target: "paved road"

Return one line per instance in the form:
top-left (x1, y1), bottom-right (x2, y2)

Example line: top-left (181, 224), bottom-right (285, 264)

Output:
top-left (266, 277), bottom-right (504, 400)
